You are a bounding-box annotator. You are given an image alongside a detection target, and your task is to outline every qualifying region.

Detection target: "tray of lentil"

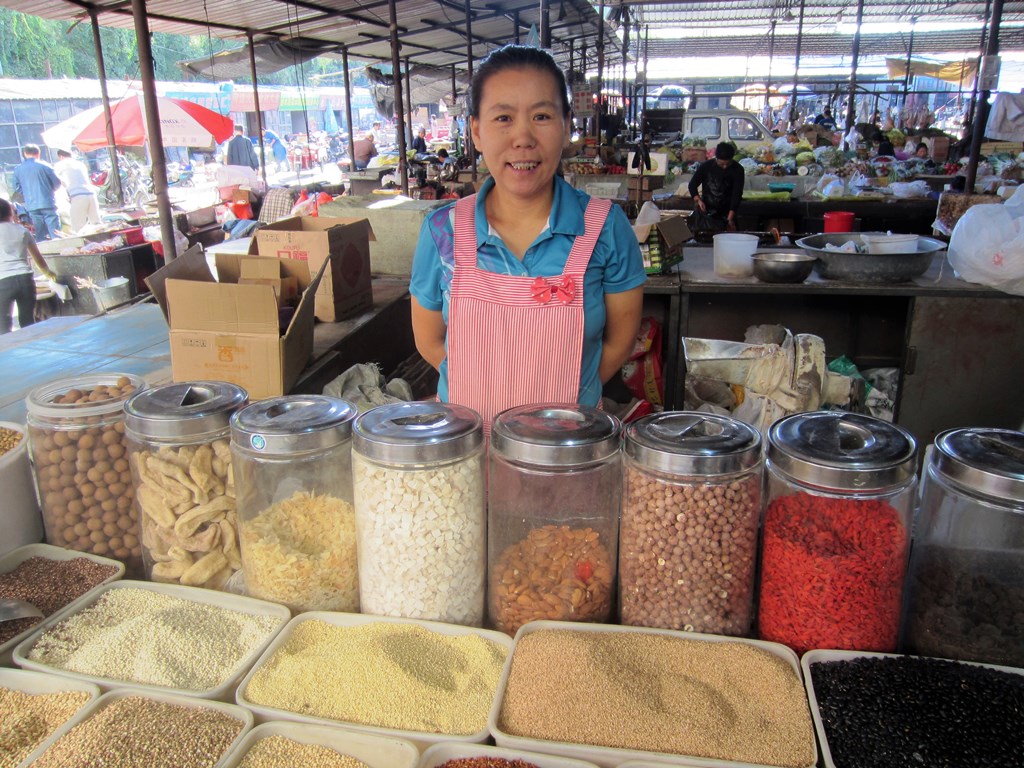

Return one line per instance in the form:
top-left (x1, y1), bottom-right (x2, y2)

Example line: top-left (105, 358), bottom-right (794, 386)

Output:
top-left (801, 649), bottom-right (1024, 768)
top-left (236, 611), bottom-right (513, 751)
top-left (419, 741), bottom-right (603, 768)
top-left (489, 621), bottom-right (817, 768)
top-left (0, 543), bottom-right (124, 665)
top-left (16, 688), bottom-right (253, 768)
top-left (11, 580), bottom-right (289, 701)
top-left (0, 667), bottom-right (100, 768)
top-left (221, 720), bottom-right (419, 768)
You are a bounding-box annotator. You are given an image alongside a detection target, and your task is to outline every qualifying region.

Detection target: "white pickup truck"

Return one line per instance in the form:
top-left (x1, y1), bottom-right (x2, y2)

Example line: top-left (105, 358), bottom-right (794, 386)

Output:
top-left (642, 108), bottom-right (773, 150)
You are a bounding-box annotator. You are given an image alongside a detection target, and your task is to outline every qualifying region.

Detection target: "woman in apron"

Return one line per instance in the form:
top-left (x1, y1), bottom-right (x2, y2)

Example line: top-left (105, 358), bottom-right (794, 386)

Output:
top-left (409, 45), bottom-right (646, 430)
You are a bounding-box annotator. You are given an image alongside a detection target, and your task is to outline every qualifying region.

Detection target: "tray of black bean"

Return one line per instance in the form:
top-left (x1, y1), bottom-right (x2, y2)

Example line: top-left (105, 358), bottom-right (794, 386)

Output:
top-left (802, 649), bottom-right (1024, 768)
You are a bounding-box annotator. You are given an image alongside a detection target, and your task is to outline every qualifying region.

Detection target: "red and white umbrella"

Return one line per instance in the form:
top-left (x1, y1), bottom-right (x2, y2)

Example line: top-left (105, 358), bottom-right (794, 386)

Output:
top-left (42, 94), bottom-right (235, 152)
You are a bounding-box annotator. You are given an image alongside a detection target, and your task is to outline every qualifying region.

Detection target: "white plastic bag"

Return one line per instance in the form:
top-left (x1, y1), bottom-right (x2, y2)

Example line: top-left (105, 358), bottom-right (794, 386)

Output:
top-left (947, 203), bottom-right (1024, 295)
top-left (814, 173), bottom-right (845, 198)
top-left (889, 180), bottom-right (931, 199)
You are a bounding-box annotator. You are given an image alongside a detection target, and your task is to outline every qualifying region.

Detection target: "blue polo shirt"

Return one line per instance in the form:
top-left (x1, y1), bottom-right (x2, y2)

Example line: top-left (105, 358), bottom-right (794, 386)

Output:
top-left (13, 158), bottom-right (61, 211)
top-left (410, 175), bottom-right (646, 405)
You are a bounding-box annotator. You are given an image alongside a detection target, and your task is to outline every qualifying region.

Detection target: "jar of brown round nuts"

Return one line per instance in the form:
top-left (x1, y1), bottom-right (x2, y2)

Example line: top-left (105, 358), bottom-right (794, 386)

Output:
top-left (124, 381), bottom-right (248, 592)
top-left (620, 411), bottom-right (763, 636)
top-left (488, 403), bottom-right (622, 636)
top-left (25, 374), bottom-right (146, 576)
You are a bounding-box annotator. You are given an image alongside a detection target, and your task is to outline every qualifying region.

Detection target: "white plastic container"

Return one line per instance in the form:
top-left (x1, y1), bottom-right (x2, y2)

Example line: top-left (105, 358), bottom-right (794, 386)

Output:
top-left (860, 232), bottom-right (919, 254)
top-left (0, 420), bottom-right (43, 557)
top-left (801, 649), bottom-right (1024, 768)
top-left (419, 742), bottom-right (602, 768)
top-left (489, 620), bottom-right (816, 768)
top-left (222, 721), bottom-right (419, 768)
top-left (0, 543), bottom-right (124, 665)
top-left (712, 233), bottom-right (758, 277)
top-left (236, 611), bottom-right (513, 751)
top-left (13, 579), bottom-right (290, 701)
top-left (15, 688), bottom-right (252, 768)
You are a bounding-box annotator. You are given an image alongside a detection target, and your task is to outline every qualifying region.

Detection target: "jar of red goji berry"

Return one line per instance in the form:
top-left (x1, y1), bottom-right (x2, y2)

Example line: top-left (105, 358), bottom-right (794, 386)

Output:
top-left (620, 411), bottom-right (763, 636)
top-left (900, 427), bottom-right (1024, 668)
top-left (488, 403), bottom-right (622, 636)
top-left (758, 411), bottom-right (918, 655)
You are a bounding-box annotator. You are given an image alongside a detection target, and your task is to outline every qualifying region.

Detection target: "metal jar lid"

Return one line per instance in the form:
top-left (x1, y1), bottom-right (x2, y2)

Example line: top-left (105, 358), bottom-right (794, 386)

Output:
top-left (352, 401), bottom-right (482, 464)
top-left (931, 428), bottom-right (1024, 504)
top-left (767, 411), bottom-right (918, 492)
top-left (624, 411), bottom-right (762, 477)
top-left (124, 381), bottom-right (248, 440)
top-left (490, 403), bottom-right (622, 468)
top-left (230, 395), bottom-right (357, 455)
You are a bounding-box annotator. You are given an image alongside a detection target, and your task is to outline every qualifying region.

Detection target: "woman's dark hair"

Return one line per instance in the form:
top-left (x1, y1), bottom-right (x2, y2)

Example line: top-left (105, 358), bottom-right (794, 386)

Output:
top-left (0, 198), bottom-right (12, 222)
top-left (469, 45), bottom-right (571, 119)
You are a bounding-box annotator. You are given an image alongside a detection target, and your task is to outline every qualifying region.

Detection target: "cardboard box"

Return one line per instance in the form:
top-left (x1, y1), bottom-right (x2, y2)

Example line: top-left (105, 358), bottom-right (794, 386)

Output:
top-left (627, 175), bottom-right (665, 191)
top-left (253, 216), bottom-right (374, 323)
top-left (633, 213), bottom-right (691, 274)
top-left (237, 257), bottom-right (299, 304)
top-left (146, 245), bottom-right (326, 400)
top-left (924, 136), bottom-right (950, 162)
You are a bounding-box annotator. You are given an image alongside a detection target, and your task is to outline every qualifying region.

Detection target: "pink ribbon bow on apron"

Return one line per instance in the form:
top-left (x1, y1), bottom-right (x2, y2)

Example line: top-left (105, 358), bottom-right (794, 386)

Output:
top-left (530, 275), bottom-right (576, 305)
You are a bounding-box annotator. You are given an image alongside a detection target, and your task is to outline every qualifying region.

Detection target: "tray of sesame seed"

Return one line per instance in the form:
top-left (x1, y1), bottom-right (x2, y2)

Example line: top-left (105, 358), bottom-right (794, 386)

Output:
top-left (419, 741), bottom-right (605, 768)
top-left (15, 687), bottom-right (253, 768)
top-left (0, 543), bottom-right (125, 665)
top-left (235, 611), bottom-right (514, 751)
top-left (489, 621), bottom-right (817, 768)
top-left (11, 580), bottom-right (290, 701)
top-left (221, 720), bottom-right (420, 768)
top-left (802, 649), bottom-right (1024, 768)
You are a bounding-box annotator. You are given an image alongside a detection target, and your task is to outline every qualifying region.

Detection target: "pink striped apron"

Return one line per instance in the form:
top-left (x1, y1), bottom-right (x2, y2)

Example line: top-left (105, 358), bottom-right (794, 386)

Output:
top-left (447, 194), bottom-right (611, 430)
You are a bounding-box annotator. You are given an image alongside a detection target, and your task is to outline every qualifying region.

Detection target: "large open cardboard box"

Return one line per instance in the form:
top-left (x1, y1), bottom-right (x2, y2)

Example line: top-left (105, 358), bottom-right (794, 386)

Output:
top-left (146, 245), bottom-right (326, 400)
top-left (253, 216), bottom-right (374, 322)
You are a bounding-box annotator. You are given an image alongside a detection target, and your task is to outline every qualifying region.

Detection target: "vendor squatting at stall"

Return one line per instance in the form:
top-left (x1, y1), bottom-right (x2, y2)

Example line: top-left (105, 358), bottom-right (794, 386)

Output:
top-left (688, 143), bottom-right (745, 232)
top-left (409, 44), bottom-right (647, 430)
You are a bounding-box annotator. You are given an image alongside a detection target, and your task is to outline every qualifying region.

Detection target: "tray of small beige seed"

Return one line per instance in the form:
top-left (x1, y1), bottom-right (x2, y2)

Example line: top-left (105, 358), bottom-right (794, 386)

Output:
top-left (0, 543), bottom-right (124, 666)
top-left (418, 741), bottom-right (606, 768)
top-left (221, 720), bottom-right (419, 768)
top-left (489, 621), bottom-right (817, 768)
top-left (12, 580), bottom-right (290, 701)
top-left (0, 667), bottom-right (100, 768)
top-left (15, 688), bottom-right (252, 768)
top-left (236, 611), bottom-right (513, 751)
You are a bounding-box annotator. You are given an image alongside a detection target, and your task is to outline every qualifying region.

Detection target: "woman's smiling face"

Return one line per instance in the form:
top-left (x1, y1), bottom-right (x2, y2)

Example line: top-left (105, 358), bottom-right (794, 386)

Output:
top-left (470, 66), bottom-right (570, 203)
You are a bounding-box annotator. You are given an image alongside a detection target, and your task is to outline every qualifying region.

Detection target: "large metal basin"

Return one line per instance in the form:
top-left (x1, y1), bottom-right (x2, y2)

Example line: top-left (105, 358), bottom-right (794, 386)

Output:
top-left (795, 232), bottom-right (946, 282)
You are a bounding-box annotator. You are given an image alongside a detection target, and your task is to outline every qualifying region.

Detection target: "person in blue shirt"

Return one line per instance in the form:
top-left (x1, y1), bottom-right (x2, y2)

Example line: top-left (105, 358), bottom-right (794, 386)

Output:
top-left (409, 45), bottom-right (646, 430)
top-left (263, 129), bottom-right (290, 173)
top-left (814, 107), bottom-right (837, 131)
top-left (12, 145), bottom-right (62, 241)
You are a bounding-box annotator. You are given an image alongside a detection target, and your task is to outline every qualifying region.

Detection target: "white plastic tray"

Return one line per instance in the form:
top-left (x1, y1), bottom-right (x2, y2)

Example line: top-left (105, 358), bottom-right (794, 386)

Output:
top-left (15, 687), bottom-right (253, 768)
top-left (236, 611), bottom-right (514, 751)
top-left (0, 667), bottom-right (100, 765)
top-left (489, 620), bottom-right (816, 768)
top-left (801, 648), bottom-right (1024, 768)
top-left (222, 720), bottom-right (420, 768)
top-left (419, 741), bottom-right (602, 768)
top-left (12, 579), bottom-right (289, 700)
top-left (0, 543), bottom-right (125, 664)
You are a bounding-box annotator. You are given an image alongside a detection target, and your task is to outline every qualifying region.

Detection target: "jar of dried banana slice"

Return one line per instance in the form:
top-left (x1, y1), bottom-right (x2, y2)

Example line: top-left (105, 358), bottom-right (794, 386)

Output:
top-left (124, 381), bottom-right (248, 591)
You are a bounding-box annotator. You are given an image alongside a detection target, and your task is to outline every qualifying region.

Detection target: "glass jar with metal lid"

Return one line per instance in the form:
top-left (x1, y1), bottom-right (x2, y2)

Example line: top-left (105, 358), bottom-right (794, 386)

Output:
top-left (25, 373), bottom-right (146, 576)
top-left (758, 411), bottom-right (918, 655)
top-left (487, 403), bottom-right (622, 635)
top-left (901, 428), bottom-right (1024, 667)
top-left (352, 401), bottom-right (485, 626)
top-left (124, 381), bottom-right (248, 591)
top-left (620, 411), bottom-right (762, 635)
top-left (230, 395), bottom-right (359, 612)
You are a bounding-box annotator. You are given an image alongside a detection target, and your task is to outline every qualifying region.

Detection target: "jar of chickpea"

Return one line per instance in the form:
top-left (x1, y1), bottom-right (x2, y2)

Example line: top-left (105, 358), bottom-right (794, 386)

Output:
top-left (25, 374), bottom-right (146, 576)
top-left (488, 403), bottom-right (622, 636)
top-left (620, 411), bottom-right (763, 636)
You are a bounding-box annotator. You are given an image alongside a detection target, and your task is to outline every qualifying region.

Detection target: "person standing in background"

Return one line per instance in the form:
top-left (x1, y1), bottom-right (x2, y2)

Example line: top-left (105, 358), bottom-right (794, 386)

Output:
top-left (0, 197), bottom-right (57, 334)
top-left (688, 142), bottom-right (745, 232)
top-left (54, 149), bottom-right (101, 234)
top-left (225, 125), bottom-right (259, 170)
top-left (351, 134), bottom-right (378, 170)
top-left (12, 145), bottom-right (61, 241)
top-left (263, 129), bottom-right (290, 173)
top-left (411, 127), bottom-right (428, 154)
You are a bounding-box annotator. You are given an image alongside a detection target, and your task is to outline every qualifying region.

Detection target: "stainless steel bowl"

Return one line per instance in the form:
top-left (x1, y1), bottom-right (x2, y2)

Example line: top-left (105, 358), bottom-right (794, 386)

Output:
top-left (795, 232), bottom-right (946, 282)
top-left (751, 251), bottom-right (817, 283)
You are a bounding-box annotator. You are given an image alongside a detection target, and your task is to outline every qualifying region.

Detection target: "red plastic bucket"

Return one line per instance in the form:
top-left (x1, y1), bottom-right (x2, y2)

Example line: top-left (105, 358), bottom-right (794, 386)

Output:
top-left (823, 211), bottom-right (855, 232)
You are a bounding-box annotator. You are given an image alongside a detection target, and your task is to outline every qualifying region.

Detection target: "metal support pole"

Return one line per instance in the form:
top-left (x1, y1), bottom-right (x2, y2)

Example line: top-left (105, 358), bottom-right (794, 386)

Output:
top-left (540, 0), bottom-right (551, 49)
top-left (901, 20), bottom-right (916, 128)
top-left (597, 0), bottom-right (604, 141)
top-left (466, 0), bottom-right (476, 180)
top-left (966, 0), bottom-right (992, 139)
top-left (966, 0), bottom-right (1004, 193)
top-left (89, 9), bottom-right (122, 206)
top-left (621, 17), bottom-right (629, 126)
top-left (514, 10), bottom-right (520, 45)
top-left (766, 20), bottom-right (776, 110)
top-left (129, 0), bottom-right (176, 262)
top-left (845, 0), bottom-right (866, 130)
top-left (387, 0), bottom-right (408, 193)
top-left (789, 0), bottom-right (806, 128)
top-left (247, 32), bottom-right (266, 185)
top-left (405, 55), bottom-right (413, 147)
top-left (343, 48), bottom-right (356, 180)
